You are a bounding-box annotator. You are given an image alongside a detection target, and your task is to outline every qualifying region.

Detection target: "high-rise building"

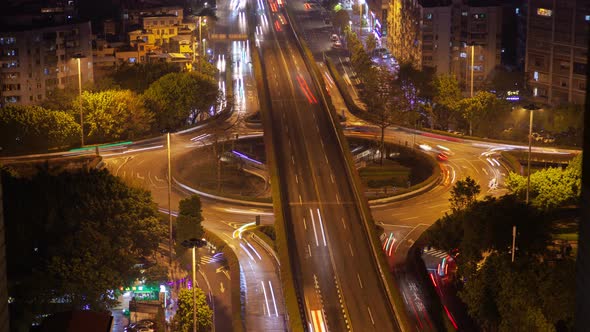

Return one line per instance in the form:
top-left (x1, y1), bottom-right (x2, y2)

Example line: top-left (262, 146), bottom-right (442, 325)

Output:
top-left (0, 21), bottom-right (93, 106)
top-left (387, 0), bottom-right (503, 93)
top-left (525, 0), bottom-right (588, 105)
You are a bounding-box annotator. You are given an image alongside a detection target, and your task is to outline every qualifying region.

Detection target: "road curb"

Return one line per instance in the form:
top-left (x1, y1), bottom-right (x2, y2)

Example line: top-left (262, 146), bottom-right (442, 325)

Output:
top-left (173, 177), bottom-right (273, 208)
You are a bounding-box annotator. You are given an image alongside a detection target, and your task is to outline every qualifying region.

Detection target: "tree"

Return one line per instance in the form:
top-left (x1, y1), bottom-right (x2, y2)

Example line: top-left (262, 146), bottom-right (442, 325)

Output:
top-left (172, 288), bottom-right (213, 332)
top-left (0, 104), bottom-right (80, 153)
top-left (111, 62), bottom-right (181, 93)
top-left (41, 88), bottom-right (78, 112)
top-left (433, 74), bottom-right (462, 129)
top-left (449, 176), bottom-right (481, 212)
top-left (365, 33), bottom-right (377, 54)
top-left (332, 9), bottom-right (350, 33)
top-left (505, 154), bottom-right (582, 210)
top-left (175, 195), bottom-right (205, 256)
top-left (364, 66), bottom-right (407, 164)
top-left (2, 169), bottom-right (165, 329)
top-left (458, 91), bottom-right (498, 136)
top-left (142, 264), bottom-right (170, 285)
top-left (76, 89), bottom-right (153, 143)
top-left (143, 72), bottom-right (219, 131)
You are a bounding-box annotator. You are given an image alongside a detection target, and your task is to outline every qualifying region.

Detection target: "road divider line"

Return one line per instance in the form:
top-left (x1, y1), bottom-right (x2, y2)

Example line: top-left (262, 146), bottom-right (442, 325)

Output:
top-left (357, 273), bottom-right (363, 289)
top-left (268, 280), bottom-right (280, 317)
top-left (260, 281), bottom-right (271, 317)
top-left (348, 243), bottom-right (354, 257)
top-left (316, 208), bottom-right (327, 246)
top-left (341, 217), bottom-right (346, 230)
top-left (310, 208), bottom-right (319, 246)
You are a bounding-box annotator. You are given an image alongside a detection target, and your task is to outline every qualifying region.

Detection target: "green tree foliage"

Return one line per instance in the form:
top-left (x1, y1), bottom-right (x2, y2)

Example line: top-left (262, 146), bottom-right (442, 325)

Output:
top-left (332, 9), bottom-right (350, 33)
top-left (0, 104), bottom-right (80, 153)
top-left (425, 195), bottom-right (550, 265)
top-left (2, 169), bottom-right (165, 329)
top-left (41, 88), bottom-right (78, 112)
top-left (175, 195), bottom-right (205, 256)
top-left (364, 33), bottom-right (377, 54)
top-left (364, 67), bottom-right (407, 164)
top-left (77, 89), bottom-right (154, 143)
top-left (172, 288), bottom-right (213, 332)
top-left (143, 72), bottom-right (219, 131)
top-left (449, 176), bottom-right (481, 212)
top-left (111, 62), bottom-right (181, 93)
top-left (505, 154), bottom-right (582, 210)
top-left (458, 91), bottom-right (498, 136)
top-left (142, 264), bottom-right (169, 285)
top-left (459, 253), bottom-right (574, 331)
top-left (433, 74), bottom-right (462, 129)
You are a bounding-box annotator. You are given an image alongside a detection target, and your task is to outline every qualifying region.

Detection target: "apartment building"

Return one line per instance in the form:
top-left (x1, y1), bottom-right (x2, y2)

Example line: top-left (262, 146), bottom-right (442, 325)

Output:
top-left (0, 21), bottom-right (93, 106)
top-left (387, 0), bottom-right (502, 93)
top-left (525, 0), bottom-right (588, 105)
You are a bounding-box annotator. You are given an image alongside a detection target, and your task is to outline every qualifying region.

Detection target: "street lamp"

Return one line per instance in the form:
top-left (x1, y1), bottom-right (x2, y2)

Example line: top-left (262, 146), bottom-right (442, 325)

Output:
top-left (470, 44), bottom-right (475, 98)
top-left (72, 53), bottom-right (85, 146)
top-left (358, 0), bottom-right (365, 36)
top-left (181, 238), bottom-right (207, 332)
top-left (523, 103), bottom-right (541, 204)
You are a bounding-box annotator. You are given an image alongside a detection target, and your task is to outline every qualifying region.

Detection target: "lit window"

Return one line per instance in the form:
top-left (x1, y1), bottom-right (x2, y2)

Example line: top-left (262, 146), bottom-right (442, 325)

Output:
top-left (515, 8), bottom-right (520, 15)
top-left (533, 71), bottom-right (539, 81)
top-left (585, 15), bottom-right (590, 21)
top-left (426, 13), bottom-right (432, 20)
top-left (460, 52), bottom-right (467, 58)
top-left (533, 87), bottom-right (538, 96)
top-left (462, 11), bottom-right (468, 17)
top-left (537, 8), bottom-right (552, 17)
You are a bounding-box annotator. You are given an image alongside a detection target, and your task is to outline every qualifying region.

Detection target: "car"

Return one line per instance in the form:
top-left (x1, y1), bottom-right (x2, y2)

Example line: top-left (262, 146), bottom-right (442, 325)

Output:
top-left (330, 34), bottom-right (339, 42)
top-left (332, 40), bottom-right (342, 48)
top-left (437, 152), bottom-right (449, 161)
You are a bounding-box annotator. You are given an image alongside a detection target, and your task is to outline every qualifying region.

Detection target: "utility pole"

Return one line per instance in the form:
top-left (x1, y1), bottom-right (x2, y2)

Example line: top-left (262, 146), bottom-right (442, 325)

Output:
top-left (167, 132), bottom-right (173, 266)
top-left (192, 246), bottom-right (197, 332)
top-left (511, 225), bottom-right (517, 262)
top-left (526, 108), bottom-right (534, 204)
top-left (470, 44), bottom-right (475, 98)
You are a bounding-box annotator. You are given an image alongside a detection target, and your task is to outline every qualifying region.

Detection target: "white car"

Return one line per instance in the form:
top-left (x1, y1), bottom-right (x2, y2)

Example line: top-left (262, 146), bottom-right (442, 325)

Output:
top-left (332, 40), bottom-right (342, 48)
top-left (330, 34), bottom-right (339, 42)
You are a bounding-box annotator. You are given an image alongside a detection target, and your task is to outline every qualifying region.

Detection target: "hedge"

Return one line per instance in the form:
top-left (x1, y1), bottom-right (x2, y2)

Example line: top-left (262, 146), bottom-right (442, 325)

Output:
top-left (203, 230), bottom-right (245, 332)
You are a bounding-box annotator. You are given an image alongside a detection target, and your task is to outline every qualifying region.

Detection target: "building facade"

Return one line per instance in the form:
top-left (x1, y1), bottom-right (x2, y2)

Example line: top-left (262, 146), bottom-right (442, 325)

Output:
top-left (387, 0), bottom-right (502, 93)
top-left (525, 0), bottom-right (588, 105)
top-left (0, 21), bottom-right (93, 106)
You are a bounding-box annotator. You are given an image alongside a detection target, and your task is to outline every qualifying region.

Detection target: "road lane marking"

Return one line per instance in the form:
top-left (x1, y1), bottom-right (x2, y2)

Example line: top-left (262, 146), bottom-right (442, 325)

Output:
top-left (299, 195), bottom-right (303, 204)
top-left (310, 208), bottom-right (319, 246)
top-left (295, 174), bottom-right (299, 184)
top-left (367, 307), bottom-right (375, 325)
top-left (335, 194), bottom-right (340, 203)
top-left (316, 208), bottom-right (327, 246)
top-left (292, 156), bottom-right (295, 165)
top-left (240, 243), bottom-right (255, 261)
top-left (400, 216), bottom-right (419, 221)
top-left (330, 173), bottom-right (335, 183)
top-left (261, 281), bottom-right (271, 317)
top-left (341, 217), bottom-right (346, 229)
top-left (308, 243), bottom-right (312, 257)
top-left (324, 154), bottom-right (329, 163)
top-left (268, 281), bottom-right (279, 317)
top-left (426, 203), bottom-right (448, 209)
top-left (357, 273), bottom-right (363, 288)
top-left (303, 217), bottom-right (307, 230)
top-left (349, 243), bottom-right (354, 256)
top-left (245, 240), bottom-right (262, 260)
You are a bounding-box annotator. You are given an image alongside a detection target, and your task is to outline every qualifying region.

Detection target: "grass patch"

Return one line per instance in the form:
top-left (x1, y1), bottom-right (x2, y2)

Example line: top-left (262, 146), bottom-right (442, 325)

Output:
top-left (554, 233), bottom-right (578, 241)
top-left (359, 161), bottom-right (411, 188)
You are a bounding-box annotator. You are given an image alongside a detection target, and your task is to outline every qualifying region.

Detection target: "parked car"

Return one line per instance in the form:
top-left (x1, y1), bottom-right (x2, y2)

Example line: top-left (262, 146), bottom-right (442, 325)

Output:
top-left (332, 40), bottom-right (342, 48)
top-left (330, 34), bottom-right (339, 42)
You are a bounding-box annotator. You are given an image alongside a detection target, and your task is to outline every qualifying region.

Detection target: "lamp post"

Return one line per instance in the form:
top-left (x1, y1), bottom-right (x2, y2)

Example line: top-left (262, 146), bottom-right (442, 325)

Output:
top-left (72, 54), bottom-right (85, 146)
top-left (167, 132), bottom-right (173, 267)
top-left (523, 103), bottom-right (540, 204)
top-left (181, 238), bottom-right (207, 332)
top-left (470, 44), bottom-right (475, 98)
top-left (358, 0), bottom-right (365, 36)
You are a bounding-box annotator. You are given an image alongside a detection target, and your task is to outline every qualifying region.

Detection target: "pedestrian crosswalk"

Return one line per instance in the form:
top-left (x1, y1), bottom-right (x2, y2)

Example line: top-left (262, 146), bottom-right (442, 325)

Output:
top-left (422, 248), bottom-right (448, 259)
top-left (200, 253), bottom-right (224, 265)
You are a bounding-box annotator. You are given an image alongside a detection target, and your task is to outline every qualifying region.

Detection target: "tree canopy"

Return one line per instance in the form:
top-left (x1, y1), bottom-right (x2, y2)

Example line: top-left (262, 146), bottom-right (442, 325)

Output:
top-left (332, 9), bottom-right (350, 33)
top-left (0, 104), bottom-right (80, 153)
top-left (449, 176), bottom-right (481, 212)
top-left (505, 154), bottom-right (582, 210)
top-left (172, 288), bottom-right (213, 332)
top-left (143, 72), bottom-right (219, 131)
top-left (2, 168), bottom-right (165, 328)
top-left (432, 74), bottom-right (462, 129)
top-left (110, 62), bottom-right (181, 93)
top-left (175, 195), bottom-right (205, 256)
top-left (77, 89), bottom-right (154, 143)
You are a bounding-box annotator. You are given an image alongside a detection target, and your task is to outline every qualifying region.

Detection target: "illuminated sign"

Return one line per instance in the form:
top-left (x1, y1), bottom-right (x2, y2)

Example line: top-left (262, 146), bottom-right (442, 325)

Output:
top-left (536, 8), bottom-right (552, 17)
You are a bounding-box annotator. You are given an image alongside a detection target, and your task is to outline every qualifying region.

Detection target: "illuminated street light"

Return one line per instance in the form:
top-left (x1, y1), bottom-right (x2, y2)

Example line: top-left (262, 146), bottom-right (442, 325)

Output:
top-left (523, 103), bottom-right (541, 204)
top-left (72, 53), bottom-right (86, 146)
top-left (181, 238), bottom-right (207, 332)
